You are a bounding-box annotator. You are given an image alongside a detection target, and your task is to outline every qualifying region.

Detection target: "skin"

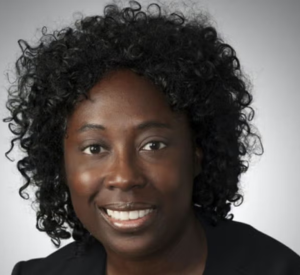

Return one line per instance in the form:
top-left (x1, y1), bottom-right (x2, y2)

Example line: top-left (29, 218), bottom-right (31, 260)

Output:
top-left (64, 69), bottom-right (207, 275)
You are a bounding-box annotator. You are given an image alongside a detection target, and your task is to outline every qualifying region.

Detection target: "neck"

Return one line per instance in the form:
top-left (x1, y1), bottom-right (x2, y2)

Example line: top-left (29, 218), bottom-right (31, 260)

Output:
top-left (105, 213), bottom-right (207, 275)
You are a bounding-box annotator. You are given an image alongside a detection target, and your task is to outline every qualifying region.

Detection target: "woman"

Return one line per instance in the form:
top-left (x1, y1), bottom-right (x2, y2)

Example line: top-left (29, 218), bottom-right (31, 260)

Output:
top-left (5, 1), bottom-right (300, 274)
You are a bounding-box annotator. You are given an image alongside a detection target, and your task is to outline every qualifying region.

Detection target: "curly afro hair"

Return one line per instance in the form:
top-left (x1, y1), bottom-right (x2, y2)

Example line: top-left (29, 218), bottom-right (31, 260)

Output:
top-left (5, 1), bottom-right (262, 247)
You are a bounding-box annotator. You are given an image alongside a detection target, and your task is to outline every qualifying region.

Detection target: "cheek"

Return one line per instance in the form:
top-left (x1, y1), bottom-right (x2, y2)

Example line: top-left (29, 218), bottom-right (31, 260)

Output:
top-left (68, 170), bottom-right (97, 196)
top-left (65, 159), bottom-right (103, 197)
top-left (64, 144), bottom-right (101, 198)
top-left (65, 166), bottom-right (102, 229)
top-left (64, 160), bottom-right (101, 219)
top-left (149, 151), bottom-right (195, 200)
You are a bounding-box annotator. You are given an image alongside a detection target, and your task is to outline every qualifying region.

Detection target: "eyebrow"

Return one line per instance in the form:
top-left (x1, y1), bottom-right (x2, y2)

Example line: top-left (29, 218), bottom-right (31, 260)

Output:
top-left (77, 121), bottom-right (173, 133)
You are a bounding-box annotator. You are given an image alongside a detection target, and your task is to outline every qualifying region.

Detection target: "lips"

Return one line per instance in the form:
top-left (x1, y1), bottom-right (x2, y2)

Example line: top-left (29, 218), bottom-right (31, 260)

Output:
top-left (106, 208), bottom-right (154, 221)
top-left (98, 202), bottom-right (157, 232)
top-left (100, 202), bottom-right (156, 211)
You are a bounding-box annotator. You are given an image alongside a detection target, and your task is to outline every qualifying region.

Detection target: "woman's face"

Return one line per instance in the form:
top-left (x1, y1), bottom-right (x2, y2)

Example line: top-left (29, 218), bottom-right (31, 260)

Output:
top-left (64, 70), bottom-right (201, 258)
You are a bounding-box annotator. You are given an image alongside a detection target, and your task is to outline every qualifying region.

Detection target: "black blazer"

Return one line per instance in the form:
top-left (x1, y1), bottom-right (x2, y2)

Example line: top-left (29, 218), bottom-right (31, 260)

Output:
top-left (12, 217), bottom-right (300, 275)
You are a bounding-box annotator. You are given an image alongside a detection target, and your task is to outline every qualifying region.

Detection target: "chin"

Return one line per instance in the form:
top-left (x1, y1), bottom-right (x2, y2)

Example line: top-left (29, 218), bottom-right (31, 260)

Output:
top-left (101, 233), bottom-right (164, 259)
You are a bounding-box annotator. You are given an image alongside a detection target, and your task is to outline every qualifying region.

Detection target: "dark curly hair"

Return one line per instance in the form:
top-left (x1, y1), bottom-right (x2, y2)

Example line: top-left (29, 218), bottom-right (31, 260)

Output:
top-left (4, 1), bottom-right (262, 248)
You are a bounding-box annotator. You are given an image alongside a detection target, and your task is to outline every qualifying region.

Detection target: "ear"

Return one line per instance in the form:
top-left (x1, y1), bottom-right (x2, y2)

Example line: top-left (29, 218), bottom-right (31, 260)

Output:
top-left (193, 147), bottom-right (203, 177)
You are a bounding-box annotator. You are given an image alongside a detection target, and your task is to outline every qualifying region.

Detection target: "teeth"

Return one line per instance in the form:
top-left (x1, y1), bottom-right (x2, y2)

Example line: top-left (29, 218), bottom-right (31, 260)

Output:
top-left (129, 210), bottom-right (139, 219)
top-left (120, 211), bottom-right (129, 221)
top-left (107, 209), bottom-right (113, 216)
top-left (106, 208), bottom-right (153, 221)
top-left (139, 210), bottom-right (146, 217)
top-left (114, 210), bottom-right (120, 220)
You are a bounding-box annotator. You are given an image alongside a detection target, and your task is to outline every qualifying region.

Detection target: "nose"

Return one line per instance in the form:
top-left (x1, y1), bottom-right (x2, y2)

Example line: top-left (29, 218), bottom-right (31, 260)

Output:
top-left (105, 151), bottom-right (146, 191)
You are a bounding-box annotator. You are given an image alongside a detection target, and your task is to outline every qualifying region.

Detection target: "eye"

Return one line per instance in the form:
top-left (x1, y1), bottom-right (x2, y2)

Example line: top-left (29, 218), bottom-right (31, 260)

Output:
top-left (82, 144), bottom-right (104, 155)
top-left (142, 141), bottom-right (167, 151)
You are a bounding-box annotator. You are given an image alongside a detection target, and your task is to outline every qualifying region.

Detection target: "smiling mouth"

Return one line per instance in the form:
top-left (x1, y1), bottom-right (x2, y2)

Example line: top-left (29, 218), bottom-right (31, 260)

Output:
top-left (99, 205), bottom-right (157, 232)
top-left (106, 208), bottom-right (154, 221)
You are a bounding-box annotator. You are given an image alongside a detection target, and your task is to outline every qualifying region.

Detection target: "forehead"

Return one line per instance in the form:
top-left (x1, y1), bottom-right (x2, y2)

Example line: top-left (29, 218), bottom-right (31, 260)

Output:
top-left (68, 70), bottom-right (188, 130)
top-left (93, 70), bottom-right (168, 110)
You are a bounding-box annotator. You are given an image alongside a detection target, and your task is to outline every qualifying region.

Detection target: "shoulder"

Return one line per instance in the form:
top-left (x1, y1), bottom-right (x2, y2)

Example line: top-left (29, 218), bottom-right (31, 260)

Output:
top-left (11, 240), bottom-right (106, 275)
top-left (203, 217), bottom-right (300, 274)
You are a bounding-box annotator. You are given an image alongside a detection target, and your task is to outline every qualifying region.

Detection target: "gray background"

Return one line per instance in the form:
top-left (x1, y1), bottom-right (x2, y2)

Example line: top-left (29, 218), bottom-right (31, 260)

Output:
top-left (1, 0), bottom-right (299, 274)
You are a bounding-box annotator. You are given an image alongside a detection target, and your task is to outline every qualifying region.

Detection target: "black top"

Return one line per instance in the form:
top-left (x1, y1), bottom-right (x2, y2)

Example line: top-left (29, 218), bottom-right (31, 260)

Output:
top-left (12, 216), bottom-right (300, 275)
